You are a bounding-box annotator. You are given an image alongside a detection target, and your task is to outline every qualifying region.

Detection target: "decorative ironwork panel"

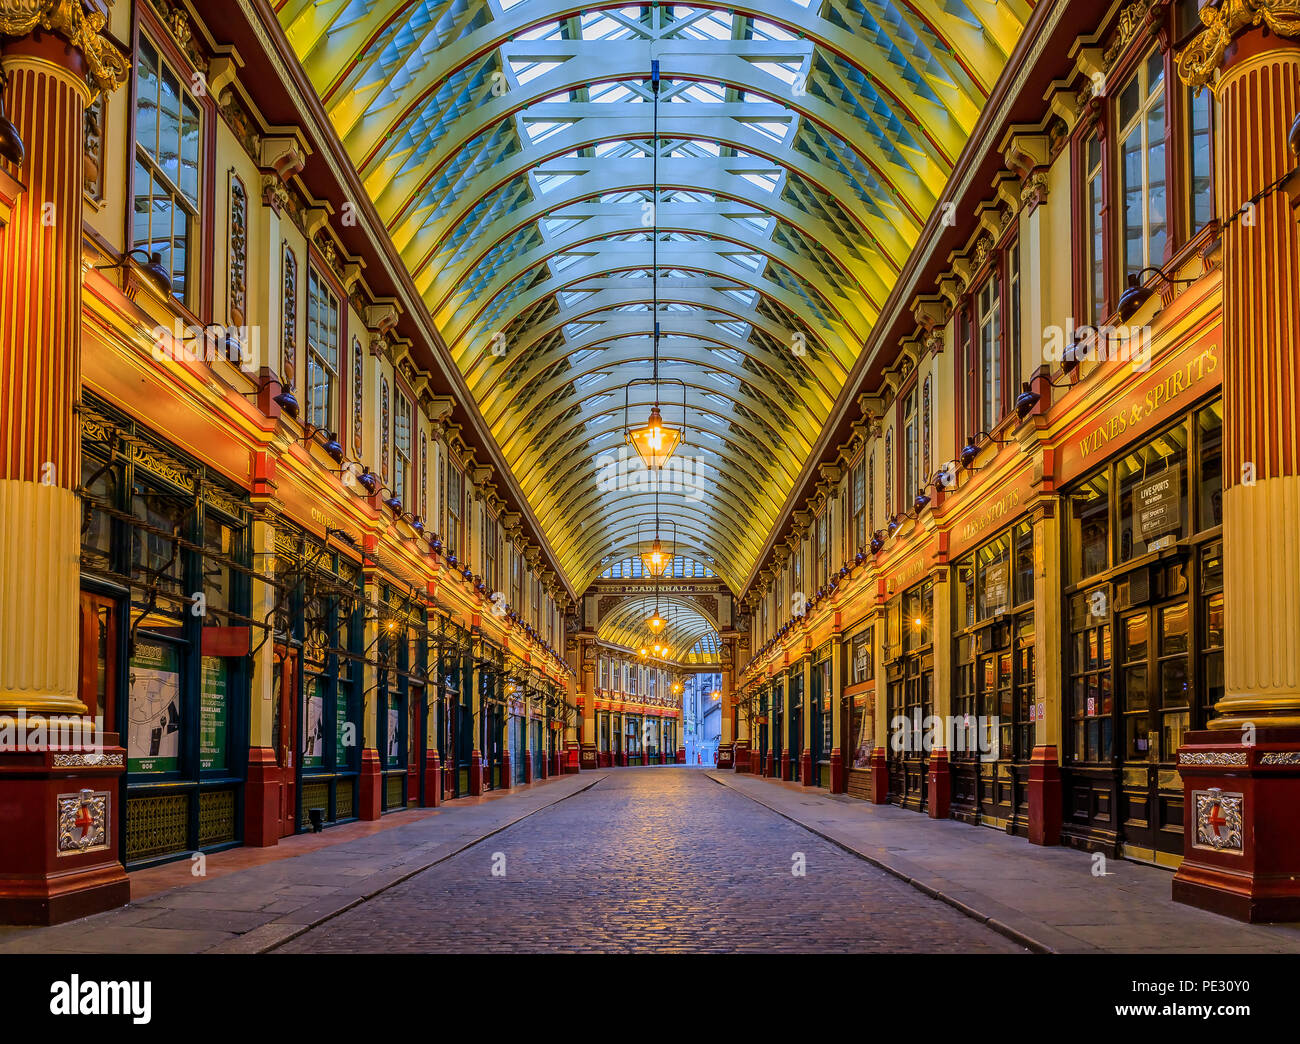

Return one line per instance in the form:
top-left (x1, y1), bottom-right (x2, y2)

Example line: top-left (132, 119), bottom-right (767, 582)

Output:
top-left (300, 781), bottom-right (330, 828)
top-left (381, 377), bottom-right (391, 484)
top-left (922, 375), bottom-right (932, 484)
top-left (198, 788), bottom-right (236, 847)
top-left (228, 172), bottom-right (248, 327)
top-left (352, 337), bottom-right (364, 457)
top-left (884, 429), bottom-right (893, 520)
top-left (125, 793), bottom-right (190, 863)
top-left (385, 774), bottom-right (403, 810)
top-left (282, 243), bottom-right (298, 383)
top-left (335, 779), bottom-right (355, 820)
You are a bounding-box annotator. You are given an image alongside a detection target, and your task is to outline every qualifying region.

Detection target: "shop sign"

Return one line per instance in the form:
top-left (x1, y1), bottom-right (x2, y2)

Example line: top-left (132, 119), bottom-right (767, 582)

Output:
top-left (984, 560), bottom-right (1010, 616)
top-left (1136, 464), bottom-right (1181, 542)
top-left (1062, 337), bottom-right (1219, 481)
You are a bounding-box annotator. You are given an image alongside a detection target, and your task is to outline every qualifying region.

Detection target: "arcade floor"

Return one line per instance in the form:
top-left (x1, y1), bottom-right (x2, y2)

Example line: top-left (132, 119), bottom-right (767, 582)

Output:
top-left (4, 769), bottom-right (1300, 954)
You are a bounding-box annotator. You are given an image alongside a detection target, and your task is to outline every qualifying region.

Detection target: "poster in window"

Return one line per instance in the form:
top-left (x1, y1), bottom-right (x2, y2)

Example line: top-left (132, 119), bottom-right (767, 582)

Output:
top-left (336, 684), bottom-right (350, 767)
top-left (128, 638), bottom-right (182, 773)
top-left (303, 677), bottom-right (324, 768)
top-left (387, 700), bottom-right (402, 764)
top-left (984, 559), bottom-right (1011, 616)
top-left (852, 694), bottom-right (875, 768)
top-left (1136, 463), bottom-right (1182, 543)
top-left (200, 656), bottom-right (228, 771)
top-left (849, 627), bottom-right (874, 685)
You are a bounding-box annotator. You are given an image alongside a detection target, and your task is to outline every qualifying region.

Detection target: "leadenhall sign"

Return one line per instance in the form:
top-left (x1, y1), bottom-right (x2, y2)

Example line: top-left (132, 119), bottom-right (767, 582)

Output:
top-left (1058, 328), bottom-right (1220, 484)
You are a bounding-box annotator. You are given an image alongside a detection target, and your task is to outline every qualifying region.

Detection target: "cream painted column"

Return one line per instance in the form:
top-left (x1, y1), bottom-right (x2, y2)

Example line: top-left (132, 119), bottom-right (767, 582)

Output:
top-left (248, 516), bottom-right (277, 749)
top-left (800, 651), bottom-right (813, 783)
top-left (1031, 500), bottom-right (1063, 752)
top-left (0, 43), bottom-right (102, 718)
top-left (830, 633), bottom-right (845, 792)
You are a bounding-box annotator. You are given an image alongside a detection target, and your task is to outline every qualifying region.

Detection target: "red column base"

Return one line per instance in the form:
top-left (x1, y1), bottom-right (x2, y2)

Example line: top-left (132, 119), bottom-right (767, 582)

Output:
top-left (499, 749), bottom-right (512, 790)
top-left (244, 746), bottom-right (282, 846)
top-left (564, 742), bottom-right (581, 774)
top-left (765, 752), bottom-right (775, 778)
top-left (0, 742), bottom-right (131, 925)
top-left (716, 743), bottom-right (734, 770)
top-left (676, 747), bottom-right (686, 764)
top-left (1173, 729), bottom-right (1300, 922)
top-left (780, 753), bottom-right (793, 781)
top-left (421, 751), bottom-right (442, 807)
top-left (733, 741), bottom-right (751, 773)
top-left (522, 747), bottom-right (533, 785)
top-left (830, 749), bottom-right (846, 794)
top-left (927, 748), bottom-right (951, 818)
top-left (580, 743), bottom-right (598, 770)
top-left (869, 747), bottom-right (889, 804)
top-left (1027, 745), bottom-right (1061, 845)
top-left (800, 749), bottom-right (814, 786)
top-left (358, 748), bottom-right (383, 819)
top-left (469, 750), bottom-right (484, 796)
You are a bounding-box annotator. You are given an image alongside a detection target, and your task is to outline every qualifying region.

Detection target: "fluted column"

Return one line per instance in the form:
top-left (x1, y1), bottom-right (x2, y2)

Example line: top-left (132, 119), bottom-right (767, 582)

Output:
top-left (1181, 25), bottom-right (1300, 728)
top-left (0, 37), bottom-right (94, 717)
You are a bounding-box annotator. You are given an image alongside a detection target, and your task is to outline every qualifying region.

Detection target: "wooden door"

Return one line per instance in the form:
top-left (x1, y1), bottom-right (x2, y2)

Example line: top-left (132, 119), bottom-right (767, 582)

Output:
top-left (78, 591), bottom-right (119, 738)
top-left (273, 647), bottom-right (299, 837)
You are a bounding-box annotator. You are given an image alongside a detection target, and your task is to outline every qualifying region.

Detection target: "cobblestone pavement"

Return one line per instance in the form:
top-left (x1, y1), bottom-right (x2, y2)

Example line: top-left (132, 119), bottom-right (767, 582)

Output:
top-left (279, 767), bottom-right (1024, 953)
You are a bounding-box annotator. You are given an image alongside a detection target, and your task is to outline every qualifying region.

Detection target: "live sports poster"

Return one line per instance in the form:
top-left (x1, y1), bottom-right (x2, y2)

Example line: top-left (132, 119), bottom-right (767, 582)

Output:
top-left (303, 677), bottom-right (325, 769)
top-left (129, 638), bottom-right (182, 773)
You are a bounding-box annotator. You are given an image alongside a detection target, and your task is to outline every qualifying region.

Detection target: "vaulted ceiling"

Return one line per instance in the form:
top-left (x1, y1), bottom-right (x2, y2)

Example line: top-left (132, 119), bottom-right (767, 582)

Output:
top-left (276, 0), bottom-right (1033, 621)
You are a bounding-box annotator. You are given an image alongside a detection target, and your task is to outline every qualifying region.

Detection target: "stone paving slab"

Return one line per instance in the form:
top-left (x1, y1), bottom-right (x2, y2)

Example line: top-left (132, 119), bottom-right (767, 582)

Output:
top-left (707, 771), bottom-right (1300, 954)
top-left (0, 773), bottom-right (602, 955)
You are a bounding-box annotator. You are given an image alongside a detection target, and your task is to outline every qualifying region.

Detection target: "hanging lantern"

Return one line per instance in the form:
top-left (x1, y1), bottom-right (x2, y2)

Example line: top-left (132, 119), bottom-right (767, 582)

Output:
top-left (640, 536), bottom-right (671, 577)
top-left (627, 404), bottom-right (681, 469)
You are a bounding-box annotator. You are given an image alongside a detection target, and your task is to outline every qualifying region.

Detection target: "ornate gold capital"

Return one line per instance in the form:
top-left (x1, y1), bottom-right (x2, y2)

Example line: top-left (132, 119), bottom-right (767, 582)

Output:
top-left (0, 0), bottom-right (130, 94)
top-left (1178, 0), bottom-right (1300, 87)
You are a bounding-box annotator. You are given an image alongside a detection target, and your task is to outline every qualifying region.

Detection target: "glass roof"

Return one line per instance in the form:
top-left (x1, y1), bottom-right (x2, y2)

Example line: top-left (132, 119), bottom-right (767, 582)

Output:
top-left (278, 0), bottom-right (1032, 599)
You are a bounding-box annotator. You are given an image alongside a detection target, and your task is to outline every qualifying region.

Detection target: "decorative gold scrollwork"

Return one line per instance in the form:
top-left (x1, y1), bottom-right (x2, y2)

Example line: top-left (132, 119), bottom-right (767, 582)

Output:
top-left (1178, 0), bottom-right (1300, 87)
top-left (0, 0), bottom-right (131, 95)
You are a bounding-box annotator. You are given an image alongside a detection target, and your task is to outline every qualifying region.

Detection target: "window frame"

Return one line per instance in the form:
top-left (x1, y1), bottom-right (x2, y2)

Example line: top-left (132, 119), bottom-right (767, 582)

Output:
top-left (304, 262), bottom-right (343, 435)
top-left (130, 26), bottom-right (209, 312)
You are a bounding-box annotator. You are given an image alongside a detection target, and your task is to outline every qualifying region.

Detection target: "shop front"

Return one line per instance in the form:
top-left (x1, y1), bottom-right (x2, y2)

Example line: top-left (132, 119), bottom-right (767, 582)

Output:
top-left (810, 645), bottom-right (833, 788)
top-left (770, 675), bottom-right (785, 778)
top-left (477, 642), bottom-right (506, 790)
top-left (951, 519), bottom-right (1035, 832)
top-left (273, 525), bottom-right (364, 832)
top-left (625, 713), bottom-right (643, 765)
top-left (787, 667), bottom-right (804, 783)
top-left (376, 584), bottom-right (428, 812)
top-left (79, 399), bottom-right (250, 866)
top-left (885, 578), bottom-right (934, 813)
top-left (844, 624), bottom-right (876, 800)
top-left (1061, 392), bottom-right (1224, 865)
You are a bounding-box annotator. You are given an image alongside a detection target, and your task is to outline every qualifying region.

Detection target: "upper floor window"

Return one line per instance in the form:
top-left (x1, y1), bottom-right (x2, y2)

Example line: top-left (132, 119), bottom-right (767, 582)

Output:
top-left (305, 266), bottom-right (340, 432)
top-left (816, 508), bottom-right (829, 585)
top-left (903, 386), bottom-right (919, 506)
top-left (133, 35), bottom-right (201, 306)
top-left (447, 463), bottom-right (464, 556)
top-left (1119, 51), bottom-right (1168, 279)
top-left (1084, 132), bottom-right (1106, 325)
top-left (976, 275), bottom-right (1002, 432)
top-left (851, 455), bottom-right (866, 552)
top-left (393, 391), bottom-right (413, 509)
top-left (484, 513), bottom-right (499, 592)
